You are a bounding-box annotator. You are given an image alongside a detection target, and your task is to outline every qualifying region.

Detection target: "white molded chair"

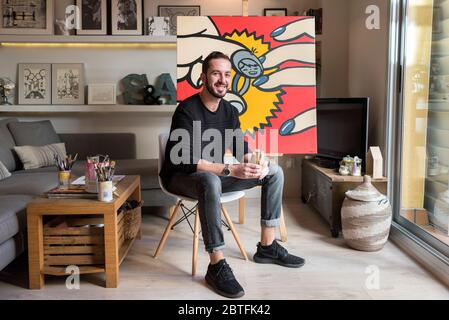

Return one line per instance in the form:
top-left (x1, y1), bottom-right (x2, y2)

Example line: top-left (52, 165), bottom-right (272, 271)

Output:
top-left (153, 133), bottom-right (248, 276)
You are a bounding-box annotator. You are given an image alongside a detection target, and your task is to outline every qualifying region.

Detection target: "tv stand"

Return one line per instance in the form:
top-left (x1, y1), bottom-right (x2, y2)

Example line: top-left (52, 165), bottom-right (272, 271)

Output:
top-left (313, 157), bottom-right (339, 170)
top-left (301, 159), bottom-right (387, 237)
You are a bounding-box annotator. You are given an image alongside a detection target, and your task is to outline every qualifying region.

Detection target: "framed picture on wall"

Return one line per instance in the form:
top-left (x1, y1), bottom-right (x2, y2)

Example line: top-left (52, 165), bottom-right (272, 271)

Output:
top-left (264, 8), bottom-right (287, 16)
top-left (146, 16), bottom-right (170, 36)
top-left (18, 63), bottom-right (52, 105)
top-left (76, 0), bottom-right (107, 35)
top-left (0, 0), bottom-right (54, 35)
top-left (52, 63), bottom-right (85, 105)
top-left (158, 5), bottom-right (200, 35)
top-left (88, 83), bottom-right (116, 105)
top-left (111, 0), bottom-right (143, 35)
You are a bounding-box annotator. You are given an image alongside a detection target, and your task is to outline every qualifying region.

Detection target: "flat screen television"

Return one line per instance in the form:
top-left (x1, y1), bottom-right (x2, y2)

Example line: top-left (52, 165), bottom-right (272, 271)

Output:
top-left (315, 98), bottom-right (369, 168)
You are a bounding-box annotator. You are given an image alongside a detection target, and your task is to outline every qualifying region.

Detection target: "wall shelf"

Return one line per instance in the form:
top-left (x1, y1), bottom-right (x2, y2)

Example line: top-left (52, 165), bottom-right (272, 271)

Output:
top-left (0, 104), bottom-right (177, 114)
top-left (0, 35), bottom-right (177, 44)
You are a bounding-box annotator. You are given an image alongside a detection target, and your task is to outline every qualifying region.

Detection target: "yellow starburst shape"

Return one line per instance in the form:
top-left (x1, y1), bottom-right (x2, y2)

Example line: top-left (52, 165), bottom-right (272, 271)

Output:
top-left (225, 31), bottom-right (282, 133)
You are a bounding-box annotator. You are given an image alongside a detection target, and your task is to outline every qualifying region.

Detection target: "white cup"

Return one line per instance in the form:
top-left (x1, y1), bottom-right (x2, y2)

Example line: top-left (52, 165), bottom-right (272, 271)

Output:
top-left (98, 181), bottom-right (113, 202)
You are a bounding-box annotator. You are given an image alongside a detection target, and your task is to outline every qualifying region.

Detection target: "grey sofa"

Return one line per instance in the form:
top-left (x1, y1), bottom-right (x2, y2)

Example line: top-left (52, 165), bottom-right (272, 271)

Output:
top-left (0, 118), bottom-right (176, 271)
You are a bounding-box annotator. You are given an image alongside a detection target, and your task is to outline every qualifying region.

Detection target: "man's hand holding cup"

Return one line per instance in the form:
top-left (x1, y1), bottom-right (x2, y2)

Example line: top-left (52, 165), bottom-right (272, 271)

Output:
top-left (251, 149), bottom-right (269, 180)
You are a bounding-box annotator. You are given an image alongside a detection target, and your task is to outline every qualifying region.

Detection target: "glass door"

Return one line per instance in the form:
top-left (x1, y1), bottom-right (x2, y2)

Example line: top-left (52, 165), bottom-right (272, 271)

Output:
top-left (395, 0), bottom-right (449, 255)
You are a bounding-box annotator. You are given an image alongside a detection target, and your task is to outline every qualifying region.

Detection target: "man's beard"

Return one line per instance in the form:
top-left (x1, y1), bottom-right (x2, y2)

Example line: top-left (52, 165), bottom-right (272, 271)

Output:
top-left (205, 76), bottom-right (228, 99)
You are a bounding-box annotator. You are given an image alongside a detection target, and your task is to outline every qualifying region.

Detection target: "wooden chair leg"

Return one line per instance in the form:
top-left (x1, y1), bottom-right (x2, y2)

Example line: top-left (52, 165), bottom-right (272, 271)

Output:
top-left (279, 208), bottom-right (287, 242)
top-left (239, 197), bottom-right (245, 224)
top-left (192, 209), bottom-right (200, 276)
top-left (154, 200), bottom-right (181, 258)
top-left (168, 205), bottom-right (175, 219)
top-left (221, 204), bottom-right (248, 260)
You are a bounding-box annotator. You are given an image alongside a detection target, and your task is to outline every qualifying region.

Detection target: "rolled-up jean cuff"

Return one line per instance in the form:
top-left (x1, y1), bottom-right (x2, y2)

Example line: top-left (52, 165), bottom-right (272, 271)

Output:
top-left (261, 218), bottom-right (280, 227)
top-left (205, 243), bottom-right (225, 253)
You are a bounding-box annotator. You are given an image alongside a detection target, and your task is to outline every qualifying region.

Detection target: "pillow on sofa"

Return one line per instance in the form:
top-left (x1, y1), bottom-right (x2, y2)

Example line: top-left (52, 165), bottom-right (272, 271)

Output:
top-left (13, 143), bottom-right (66, 170)
top-left (8, 120), bottom-right (60, 146)
top-left (0, 160), bottom-right (11, 180)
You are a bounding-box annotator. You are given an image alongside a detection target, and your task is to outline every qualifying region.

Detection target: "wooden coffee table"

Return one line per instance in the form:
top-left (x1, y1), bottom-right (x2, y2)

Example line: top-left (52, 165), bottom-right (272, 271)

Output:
top-left (27, 175), bottom-right (141, 289)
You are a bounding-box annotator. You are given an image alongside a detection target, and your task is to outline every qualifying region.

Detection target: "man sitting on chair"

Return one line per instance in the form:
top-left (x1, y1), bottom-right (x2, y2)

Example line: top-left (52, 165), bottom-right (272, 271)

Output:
top-left (160, 51), bottom-right (305, 298)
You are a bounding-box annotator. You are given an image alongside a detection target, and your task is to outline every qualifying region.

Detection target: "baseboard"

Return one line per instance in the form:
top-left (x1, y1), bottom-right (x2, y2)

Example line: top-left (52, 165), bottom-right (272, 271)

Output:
top-left (390, 222), bottom-right (449, 288)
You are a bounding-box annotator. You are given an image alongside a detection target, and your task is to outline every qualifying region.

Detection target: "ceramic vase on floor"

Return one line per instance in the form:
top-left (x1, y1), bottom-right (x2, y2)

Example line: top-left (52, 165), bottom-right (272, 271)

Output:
top-left (341, 175), bottom-right (392, 251)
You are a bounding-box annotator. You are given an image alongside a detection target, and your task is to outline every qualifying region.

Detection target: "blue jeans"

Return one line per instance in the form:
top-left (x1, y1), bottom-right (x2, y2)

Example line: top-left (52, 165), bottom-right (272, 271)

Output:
top-left (163, 164), bottom-right (284, 252)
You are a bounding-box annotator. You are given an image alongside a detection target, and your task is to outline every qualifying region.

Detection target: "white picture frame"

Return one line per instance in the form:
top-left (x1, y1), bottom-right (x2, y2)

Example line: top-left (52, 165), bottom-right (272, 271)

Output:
top-left (158, 5), bottom-right (200, 35)
top-left (76, 0), bottom-right (107, 35)
top-left (146, 16), bottom-right (170, 36)
top-left (111, 0), bottom-right (142, 35)
top-left (52, 63), bottom-right (85, 105)
top-left (88, 83), bottom-right (116, 105)
top-left (0, 0), bottom-right (54, 35)
top-left (18, 63), bottom-right (52, 105)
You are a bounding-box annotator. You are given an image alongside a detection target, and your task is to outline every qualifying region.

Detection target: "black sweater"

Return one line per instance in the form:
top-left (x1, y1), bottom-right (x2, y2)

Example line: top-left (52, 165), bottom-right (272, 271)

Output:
top-left (160, 94), bottom-right (249, 180)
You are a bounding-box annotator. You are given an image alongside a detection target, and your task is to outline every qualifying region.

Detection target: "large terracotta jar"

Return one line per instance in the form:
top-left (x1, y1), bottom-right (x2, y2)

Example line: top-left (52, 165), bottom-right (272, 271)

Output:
top-left (341, 175), bottom-right (392, 251)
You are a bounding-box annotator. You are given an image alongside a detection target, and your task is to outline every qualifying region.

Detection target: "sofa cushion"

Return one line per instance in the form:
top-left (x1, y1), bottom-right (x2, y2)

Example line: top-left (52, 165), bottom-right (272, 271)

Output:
top-left (0, 160), bottom-right (11, 180)
top-left (59, 133), bottom-right (136, 160)
top-left (0, 171), bottom-right (58, 195)
top-left (70, 159), bottom-right (160, 190)
top-left (0, 232), bottom-right (25, 271)
top-left (0, 118), bottom-right (18, 171)
top-left (13, 166), bottom-right (57, 174)
top-left (113, 159), bottom-right (160, 189)
top-left (14, 143), bottom-right (66, 170)
top-left (0, 194), bottom-right (32, 245)
top-left (8, 120), bottom-right (60, 146)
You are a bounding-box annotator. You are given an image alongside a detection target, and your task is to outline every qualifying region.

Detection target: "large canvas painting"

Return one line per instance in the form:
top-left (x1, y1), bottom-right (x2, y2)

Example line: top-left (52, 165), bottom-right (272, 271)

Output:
top-left (177, 16), bottom-right (317, 154)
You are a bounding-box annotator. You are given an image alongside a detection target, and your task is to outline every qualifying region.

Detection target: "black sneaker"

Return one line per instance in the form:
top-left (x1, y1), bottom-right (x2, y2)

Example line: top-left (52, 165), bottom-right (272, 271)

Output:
top-left (205, 259), bottom-right (245, 298)
top-left (253, 240), bottom-right (305, 268)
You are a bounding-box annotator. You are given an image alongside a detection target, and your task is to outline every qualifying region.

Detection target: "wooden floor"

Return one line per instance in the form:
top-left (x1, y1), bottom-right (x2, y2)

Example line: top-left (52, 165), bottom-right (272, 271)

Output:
top-left (1, 199), bottom-right (448, 300)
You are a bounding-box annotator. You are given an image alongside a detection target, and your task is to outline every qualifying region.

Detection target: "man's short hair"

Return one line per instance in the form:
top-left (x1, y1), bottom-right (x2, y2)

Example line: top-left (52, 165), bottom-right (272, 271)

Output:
top-left (202, 51), bottom-right (231, 74)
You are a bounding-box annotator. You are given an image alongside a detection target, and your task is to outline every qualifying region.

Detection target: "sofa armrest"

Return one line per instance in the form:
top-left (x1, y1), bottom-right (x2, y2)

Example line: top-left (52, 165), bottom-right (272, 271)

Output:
top-left (58, 133), bottom-right (136, 160)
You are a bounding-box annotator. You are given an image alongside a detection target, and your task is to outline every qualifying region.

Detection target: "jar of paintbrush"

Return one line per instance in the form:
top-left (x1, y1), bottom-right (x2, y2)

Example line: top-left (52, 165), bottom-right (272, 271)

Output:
top-left (93, 156), bottom-right (116, 202)
top-left (54, 153), bottom-right (78, 190)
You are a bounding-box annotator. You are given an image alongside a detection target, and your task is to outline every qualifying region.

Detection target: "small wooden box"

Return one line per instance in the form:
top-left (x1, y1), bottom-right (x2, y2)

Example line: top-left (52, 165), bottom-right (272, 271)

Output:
top-left (366, 146), bottom-right (383, 179)
top-left (43, 207), bottom-right (139, 275)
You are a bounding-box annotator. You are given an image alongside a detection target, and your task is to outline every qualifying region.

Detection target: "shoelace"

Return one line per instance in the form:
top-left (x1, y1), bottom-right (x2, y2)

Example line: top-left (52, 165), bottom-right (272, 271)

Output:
top-left (215, 262), bottom-right (235, 282)
top-left (273, 241), bottom-right (288, 258)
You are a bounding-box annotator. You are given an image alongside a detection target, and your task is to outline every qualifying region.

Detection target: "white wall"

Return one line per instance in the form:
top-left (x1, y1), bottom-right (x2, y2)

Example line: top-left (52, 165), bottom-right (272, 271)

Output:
top-left (319, 0), bottom-right (350, 97)
top-left (348, 0), bottom-right (389, 157)
top-left (248, 0), bottom-right (320, 16)
top-left (0, 0), bottom-right (388, 198)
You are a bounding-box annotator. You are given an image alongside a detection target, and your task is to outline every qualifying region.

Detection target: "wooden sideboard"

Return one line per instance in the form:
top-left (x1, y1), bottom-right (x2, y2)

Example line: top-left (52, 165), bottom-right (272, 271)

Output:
top-left (301, 159), bottom-right (388, 237)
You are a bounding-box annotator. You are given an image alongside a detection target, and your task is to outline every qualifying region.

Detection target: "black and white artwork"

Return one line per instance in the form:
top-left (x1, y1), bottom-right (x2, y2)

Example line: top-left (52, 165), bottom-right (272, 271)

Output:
top-left (18, 64), bottom-right (51, 105)
top-left (146, 16), bottom-right (170, 36)
top-left (158, 5), bottom-right (200, 35)
top-left (76, 0), bottom-right (107, 35)
top-left (111, 0), bottom-right (142, 35)
top-left (0, 0), bottom-right (53, 34)
top-left (82, 0), bottom-right (101, 29)
top-left (52, 64), bottom-right (85, 105)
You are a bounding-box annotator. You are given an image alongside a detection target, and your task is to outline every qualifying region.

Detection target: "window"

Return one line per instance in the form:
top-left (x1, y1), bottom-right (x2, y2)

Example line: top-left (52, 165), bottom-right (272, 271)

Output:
top-left (391, 0), bottom-right (449, 257)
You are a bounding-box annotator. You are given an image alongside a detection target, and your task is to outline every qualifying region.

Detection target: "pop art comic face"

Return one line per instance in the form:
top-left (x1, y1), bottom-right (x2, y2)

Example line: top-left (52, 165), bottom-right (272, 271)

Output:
top-left (177, 16), bottom-right (317, 154)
